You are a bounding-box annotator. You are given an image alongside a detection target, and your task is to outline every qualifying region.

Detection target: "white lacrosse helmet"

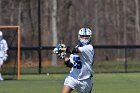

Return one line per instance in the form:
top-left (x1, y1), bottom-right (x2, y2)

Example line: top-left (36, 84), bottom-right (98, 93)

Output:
top-left (78, 28), bottom-right (92, 46)
top-left (0, 31), bottom-right (3, 40)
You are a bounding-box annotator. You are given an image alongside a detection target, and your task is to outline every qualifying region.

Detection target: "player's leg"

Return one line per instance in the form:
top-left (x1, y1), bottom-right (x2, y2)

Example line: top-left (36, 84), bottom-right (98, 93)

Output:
top-left (0, 59), bottom-right (4, 80)
top-left (61, 85), bottom-right (73, 93)
top-left (0, 73), bottom-right (3, 80)
top-left (89, 83), bottom-right (93, 93)
top-left (62, 76), bottom-right (76, 93)
top-left (0, 66), bottom-right (4, 80)
top-left (77, 78), bottom-right (93, 93)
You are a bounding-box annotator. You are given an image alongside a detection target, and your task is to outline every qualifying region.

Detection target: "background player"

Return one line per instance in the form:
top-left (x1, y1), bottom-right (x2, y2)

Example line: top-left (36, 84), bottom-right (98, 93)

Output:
top-left (54, 27), bottom-right (94, 93)
top-left (0, 31), bottom-right (8, 80)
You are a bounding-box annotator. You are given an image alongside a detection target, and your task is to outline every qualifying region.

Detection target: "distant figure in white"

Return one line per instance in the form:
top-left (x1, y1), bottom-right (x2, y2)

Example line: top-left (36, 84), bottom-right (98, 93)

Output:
top-left (0, 31), bottom-right (8, 80)
top-left (53, 27), bottom-right (94, 93)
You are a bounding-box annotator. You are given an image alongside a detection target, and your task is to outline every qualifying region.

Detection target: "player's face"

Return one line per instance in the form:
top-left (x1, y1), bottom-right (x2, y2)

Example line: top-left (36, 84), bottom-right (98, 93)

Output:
top-left (79, 35), bottom-right (90, 44)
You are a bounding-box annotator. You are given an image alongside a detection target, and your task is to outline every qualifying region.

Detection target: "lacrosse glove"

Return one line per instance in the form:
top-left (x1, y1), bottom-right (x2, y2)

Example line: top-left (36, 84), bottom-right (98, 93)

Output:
top-left (53, 44), bottom-right (66, 59)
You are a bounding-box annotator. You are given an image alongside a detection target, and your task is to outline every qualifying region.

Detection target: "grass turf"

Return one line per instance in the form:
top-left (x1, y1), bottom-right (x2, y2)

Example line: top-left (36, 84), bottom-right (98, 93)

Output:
top-left (0, 73), bottom-right (140, 93)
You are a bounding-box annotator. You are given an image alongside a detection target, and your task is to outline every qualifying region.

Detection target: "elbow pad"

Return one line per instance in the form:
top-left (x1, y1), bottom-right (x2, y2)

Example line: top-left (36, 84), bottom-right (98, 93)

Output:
top-left (66, 47), bottom-right (79, 54)
top-left (64, 59), bottom-right (73, 68)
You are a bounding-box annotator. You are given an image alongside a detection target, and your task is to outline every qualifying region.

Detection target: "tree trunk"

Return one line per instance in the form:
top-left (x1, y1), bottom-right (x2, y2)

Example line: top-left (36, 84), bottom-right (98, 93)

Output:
top-left (51, 0), bottom-right (58, 66)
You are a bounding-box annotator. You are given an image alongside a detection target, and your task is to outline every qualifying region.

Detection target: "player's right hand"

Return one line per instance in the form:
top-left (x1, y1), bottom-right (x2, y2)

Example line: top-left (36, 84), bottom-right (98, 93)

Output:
top-left (53, 43), bottom-right (67, 59)
top-left (54, 44), bottom-right (66, 53)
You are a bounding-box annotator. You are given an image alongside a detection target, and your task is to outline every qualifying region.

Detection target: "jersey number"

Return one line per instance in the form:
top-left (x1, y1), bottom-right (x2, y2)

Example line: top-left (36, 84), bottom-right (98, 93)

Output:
top-left (73, 56), bottom-right (82, 69)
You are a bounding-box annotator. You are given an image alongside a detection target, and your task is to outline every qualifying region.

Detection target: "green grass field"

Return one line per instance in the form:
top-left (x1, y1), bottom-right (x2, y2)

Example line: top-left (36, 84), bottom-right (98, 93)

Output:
top-left (0, 73), bottom-right (140, 93)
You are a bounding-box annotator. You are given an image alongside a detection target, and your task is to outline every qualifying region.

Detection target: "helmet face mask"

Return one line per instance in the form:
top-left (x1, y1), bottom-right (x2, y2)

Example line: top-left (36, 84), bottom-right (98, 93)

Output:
top-left (78, 28), bottom-right (92, 46)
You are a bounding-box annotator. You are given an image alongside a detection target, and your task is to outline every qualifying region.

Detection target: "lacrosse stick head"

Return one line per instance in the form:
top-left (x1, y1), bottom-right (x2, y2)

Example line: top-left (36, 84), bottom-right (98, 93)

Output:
top-left (56, 43), bottom-right (66, 49)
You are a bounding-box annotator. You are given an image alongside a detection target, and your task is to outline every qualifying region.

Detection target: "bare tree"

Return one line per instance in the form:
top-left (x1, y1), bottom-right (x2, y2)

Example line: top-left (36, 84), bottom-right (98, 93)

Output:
top-left (135, 0), bottom-right (140, 44)
top-left (51, 0), bottom-right (58, 66)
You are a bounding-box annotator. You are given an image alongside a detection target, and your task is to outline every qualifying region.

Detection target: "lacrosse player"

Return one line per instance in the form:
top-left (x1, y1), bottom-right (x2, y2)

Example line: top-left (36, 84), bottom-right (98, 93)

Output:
top-left (0, 31), bottom-right (8, 80)
top-left (53, 28), bottom-right (94, 93)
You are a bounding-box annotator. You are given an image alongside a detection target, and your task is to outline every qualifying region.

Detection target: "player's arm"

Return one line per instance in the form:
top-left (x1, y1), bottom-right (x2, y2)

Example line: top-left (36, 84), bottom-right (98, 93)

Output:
top-left (60, 47), bottom-right (81, 54)
top-left (64, 57), bottom-right (73, 68)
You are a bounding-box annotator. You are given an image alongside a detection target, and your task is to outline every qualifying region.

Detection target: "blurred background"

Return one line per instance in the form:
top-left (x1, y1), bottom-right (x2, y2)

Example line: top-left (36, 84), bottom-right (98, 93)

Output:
top-left (0, 0), bottom-right (140, 75)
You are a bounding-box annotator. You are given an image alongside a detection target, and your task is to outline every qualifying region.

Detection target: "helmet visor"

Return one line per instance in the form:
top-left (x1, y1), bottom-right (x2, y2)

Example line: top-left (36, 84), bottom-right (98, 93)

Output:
top-left (80, 35), bottom-right (91, 39)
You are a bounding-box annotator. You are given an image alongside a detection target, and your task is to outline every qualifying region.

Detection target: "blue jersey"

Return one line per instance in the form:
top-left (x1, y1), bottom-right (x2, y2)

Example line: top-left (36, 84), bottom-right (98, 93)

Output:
top-left (68, 44), bottom-right (94, 80)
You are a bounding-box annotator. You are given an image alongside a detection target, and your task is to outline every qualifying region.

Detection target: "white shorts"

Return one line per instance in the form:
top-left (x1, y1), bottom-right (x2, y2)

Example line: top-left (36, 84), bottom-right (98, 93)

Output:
top-left (64, 76), bottom-right (93, 93)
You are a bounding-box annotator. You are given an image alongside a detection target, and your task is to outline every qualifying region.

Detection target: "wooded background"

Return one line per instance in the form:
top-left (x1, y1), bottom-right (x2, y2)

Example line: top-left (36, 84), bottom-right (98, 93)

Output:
top-left (0, 0), bottom-right (140, 64)
top-left (0, 0), bottom-right (140, 46)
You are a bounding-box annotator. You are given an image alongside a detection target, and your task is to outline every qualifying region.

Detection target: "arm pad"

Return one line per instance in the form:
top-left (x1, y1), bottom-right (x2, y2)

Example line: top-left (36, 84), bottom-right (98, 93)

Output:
top-left (64, 59), bottom-right (73, 68)
top-left (66, 47), bottom-right (79, 54)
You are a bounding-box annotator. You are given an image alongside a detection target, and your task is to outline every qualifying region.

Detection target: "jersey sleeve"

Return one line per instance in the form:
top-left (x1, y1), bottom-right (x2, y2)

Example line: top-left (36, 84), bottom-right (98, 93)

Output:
top-left (78, 45), bottom-right (93, 53)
